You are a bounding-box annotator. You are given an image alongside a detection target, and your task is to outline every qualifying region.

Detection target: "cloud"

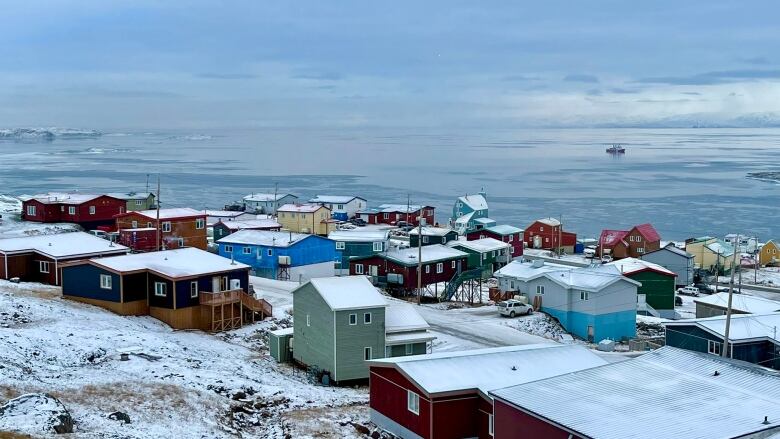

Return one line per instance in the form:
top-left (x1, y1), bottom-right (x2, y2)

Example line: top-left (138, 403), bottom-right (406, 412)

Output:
top-left (681, 91), bottom-right (701, 95)
top-left (586, 89), bottom-right (602, 96)
top-left (501, 74), bottom-right (541, 82)
top-left (739, 56), bottom-right (770, 65)
top-left (196, 73), bottom-right (259, 80)
top-left (609, 87), bottom-right (640, 94)
top-left (291, 71), bottom-right (344, 81)
top-left (563, 74), bottom-right (599, 83)
top-left (635, 69), bottom-right (780, 85)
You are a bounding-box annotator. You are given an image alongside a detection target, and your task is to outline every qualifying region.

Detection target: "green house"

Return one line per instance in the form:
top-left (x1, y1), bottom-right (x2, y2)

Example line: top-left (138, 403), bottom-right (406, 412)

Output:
top-left (607, 257), bottom-right (677, 318)
top-left (409, 226), bottom-right (458, 247)
top-left (291, 276), bottom-right (434, 383)
top-left (447, 237), bottom-right (511, 272)
top-left (108, 192), bottom-right (156, 212)
top-left (328, 228), bottom-right (391, 275)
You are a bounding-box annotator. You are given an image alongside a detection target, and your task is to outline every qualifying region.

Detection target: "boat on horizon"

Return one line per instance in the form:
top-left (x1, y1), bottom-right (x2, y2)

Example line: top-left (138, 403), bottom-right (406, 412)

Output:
top-left (606, 143), bottom-right (626, 154)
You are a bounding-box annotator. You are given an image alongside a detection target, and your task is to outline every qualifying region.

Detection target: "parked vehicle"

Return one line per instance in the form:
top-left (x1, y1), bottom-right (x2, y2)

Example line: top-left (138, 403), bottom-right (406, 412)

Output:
top-left (675, 296), bottom-right (684, 306)
top-left (498, 299), bottom-right (533, 318)
top-left (600, 255), bottom-right (613, 263)
top-left (584, 247), bottom-right (596, 258)
top-left (677, 286), bottom-right (700, 297)
top-left (89, 230), bottom-right (107, 239)
top-left (349, 218), bottom-right (367, 226)
top-left (693, 283), bottom-right (716, 294)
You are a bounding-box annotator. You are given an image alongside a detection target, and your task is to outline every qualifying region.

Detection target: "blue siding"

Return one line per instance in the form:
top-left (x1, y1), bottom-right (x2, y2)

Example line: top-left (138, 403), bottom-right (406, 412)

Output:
top-left (62, 264), bottom-right (121, 302)
top-left (545, 307), bottom-right (636, 342)
top-left (174, 270), bottom-right (249, 308)
top-left (666, 325), bottom-right (780, 370)
top-left (217, 236), bottom-right (336, 278)
top-left (148, 274), bottom-right (174, 309)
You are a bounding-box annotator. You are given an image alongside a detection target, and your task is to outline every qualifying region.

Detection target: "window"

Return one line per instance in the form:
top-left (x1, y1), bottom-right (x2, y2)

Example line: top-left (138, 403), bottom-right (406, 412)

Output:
top-left (540, 226), bottom-right (544, 231)
top-left (337, 204), bottom-right (344, 210)
top-left (373, 242), bottom-right (383, 252)
top-left (267, 249), bottom-right (273, 256)
top-left (492, 250), bottom-right (497, 257)
top-left (355, 264), bottom-right (364, 275)
top-left (135, 199), bottom-right (143, 206)
top-left (636, 236), bottom-right (642, 242)
top-left (243, 247), bottom-right (252, 255)
top-left (195, 218), bottom-right (205, 229)
top-left (336, 241), bottom-right (345, 250)
top-left (425, 265), bottom-right (430, 274)
top-left (306, 314), bottom-right (311, 326)
top-left (405, 344), bottom-right (413, 355)
top-left (383, 213), bottom-right (389, 220)
top-left (422, 236), bottom-right (429, 244)
top-left (708, 340), bottom-right (722, 355)
top-left (442, 237), bottom-right (447, 244)
top-left (637, 247), bottom-right (645, 253)
top-left (510, 247), bottom-right (515, 254)
top-left (39, 261), bottom-right (50, 273)
top-left (154, 282), bottom-right (167, 297)
top-left (89, 206), bottom-right (96, 215)
top-left (26, 205), bottom-right (36, 216)
top-left (452, 260), bottom-right (456, 269)
top-left (147, 222), bottom-right (152, 228)
top-left (488, 414), bottom-right (494, 436)
top-left (100, 274), bottom-right (112, 289)
top-left (364, 312), bottom-right (372, 324)
top-left (364, 347), bottom-right (372, 361)
top-left (162, 222), bottom-right (171, 232)
top-left (407, 391), bottom-right (420, 415)
top-left (580, 291), bottom-right (590, 301)
top-left (190, 281), bottom-right (198, 298)
top-left (508, 235), bottom-right (514, 242)
top-left (68, 206), bottom-right (76, 215)
top-left (224, 245), bottom-right (233, 253)
top-left (510, 281), bottom-right (515, 289)
top-left (349, 314), bottom-right (357, 325)
top-left (536, 285), bottom-right (545, 295)
top-left (436, 262), bottom-right (443, 274)
top-left (131, 220), bottom-right (138, 228)
top-left (177, 238), bottom-right (184, 247)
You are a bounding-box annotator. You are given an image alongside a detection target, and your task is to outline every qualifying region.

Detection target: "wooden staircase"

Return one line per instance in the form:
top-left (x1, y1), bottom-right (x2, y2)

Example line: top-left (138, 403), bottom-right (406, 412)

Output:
top-left (199, 289), bottom-right (273, 332)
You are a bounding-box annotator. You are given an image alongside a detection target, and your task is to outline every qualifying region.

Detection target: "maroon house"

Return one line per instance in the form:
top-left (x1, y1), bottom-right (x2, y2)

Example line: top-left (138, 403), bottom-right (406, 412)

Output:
top-left (523, 218), bottom-right (576, 253)
top-left (21, 192), bottom-right (127, 230)
top-left (357, 204), bottom-right (436, 226)
top-left (367, 345), bottom-right (607, 439)
top-left (597, 223), bottom-right (661, 260)
top-left (466, 224), bottom-right (524, 258)
top-left (349, 244), bottom-right (468, 291)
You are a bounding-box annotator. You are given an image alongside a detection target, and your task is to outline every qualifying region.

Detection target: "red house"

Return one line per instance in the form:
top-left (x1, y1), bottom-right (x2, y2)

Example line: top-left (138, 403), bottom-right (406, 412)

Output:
top-left (466, 225), bottom-right (524, 258)
top-left (367, 344), bottom-right (607, 439)
top-left (597, 223), bottom-right (661, 260)
top-left (115, 208), bottom-right (208, 251)
top-left (357, 204), bottom-right (435, 226)
top-left (21, 193), bottom-right (127, 230)
top-left (523, 218), bottom-right (576, 253)
top-left (349, 244), bottom-right (467, 292)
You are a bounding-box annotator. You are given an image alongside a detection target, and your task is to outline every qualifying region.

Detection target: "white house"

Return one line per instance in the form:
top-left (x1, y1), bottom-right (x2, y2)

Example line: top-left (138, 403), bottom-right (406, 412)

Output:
top-left (308, 195), bottom-right (367, 219)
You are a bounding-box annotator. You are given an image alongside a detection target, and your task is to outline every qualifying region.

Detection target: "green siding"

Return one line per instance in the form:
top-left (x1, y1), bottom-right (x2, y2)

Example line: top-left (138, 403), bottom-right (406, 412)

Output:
top-left (334, 307), bottom-right (386, 381)
top-left (269, 332), bottom-right (293, 363)
top-left (387, 342), bottom-right (427, 357)
top-left (628, 271), bottom-right (675, 311)
top-left (292, 284), bottom-right (335, 375)
top-left (451, 245), bottom-right (499, 271)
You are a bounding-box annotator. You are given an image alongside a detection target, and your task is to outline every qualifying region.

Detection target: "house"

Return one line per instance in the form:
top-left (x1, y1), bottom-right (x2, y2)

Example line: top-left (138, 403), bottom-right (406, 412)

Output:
top-left (490, 346), bottom-right (780, 439)
top-left (605, 257), bottom-right (677, 318)
top-left (466, 225), bottom-right (524, 258)
top-left (665, 313), bottom-right (780, 370)
top-left (523, 218), bottom-right (577, 253)
top-left (725, 233), bottom-right (759, 253)
top-left (204, 210), bottom-right (256, 227)
top-left (277, 203), bottom-right (335, 235)
top-left (61, 247), bottom-right (271, 331)
top-left (21, 192), bottom-right (127, 230)
top-left (243, 193), bottom-right (298, 214)
top-left (328, 228), bottom-right (391, 275)
top-left (212, 218), bottom-right (281, 241)
top-left (447, 238), bottom-right (512, 272)
top-left (597, 223), bottom-right (661, 259)
top-left (107, 192), bottom-right (156, 212)
top-left (358, 204), bottom-right (435, 226)
top-left (117, 228), bottom-right (158, 252)
top-left (349, 245), bottom-right (468, 292)
top-left (115, 208), bottom-right (208, 250)
top-left (368, 344), bottom-right (608, 439)
top-left (450, 191), bottom-right (495, 235)
top-left (0, 232), bottom-right (129, 285)
top-left (308, 195), bottom-right (367, 220)
top-left (291, 276), bottom-right (434, 383)
top-left (760, 240), bottom-right (779, 267)
top-left (494, 260), bottom-right (639, 342)
top-left (216, 230), bottom-right (336, 281)
top-left (693, 292), bottom-right (780, 318)
top-left (685, 236), bottom-right (736, 274)
top-left (408, 227), bottom-right (458, 247)
top-left (641, 242), bottom-right (695, 287)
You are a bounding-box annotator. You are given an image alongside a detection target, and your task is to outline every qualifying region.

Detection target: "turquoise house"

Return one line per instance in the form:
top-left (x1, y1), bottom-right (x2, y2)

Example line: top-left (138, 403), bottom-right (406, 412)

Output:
top-left (328, 228), bottom-right (391, 275)
top-left (449, 191), bottom-right (495, 235)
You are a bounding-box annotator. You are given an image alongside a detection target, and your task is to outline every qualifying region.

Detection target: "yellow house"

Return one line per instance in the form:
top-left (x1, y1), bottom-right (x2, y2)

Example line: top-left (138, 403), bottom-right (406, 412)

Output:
top-left (685, 237), bottom-right (736, 274)
top-left (760, 240), bottom-right (779, 266)
top-left (276, 203), bottom-right (336, 236)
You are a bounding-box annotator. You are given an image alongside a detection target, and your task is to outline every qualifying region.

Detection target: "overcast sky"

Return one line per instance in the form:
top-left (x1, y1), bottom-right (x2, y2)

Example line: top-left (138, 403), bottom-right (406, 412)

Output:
top-left (1, 1), bottom-right (779, 129)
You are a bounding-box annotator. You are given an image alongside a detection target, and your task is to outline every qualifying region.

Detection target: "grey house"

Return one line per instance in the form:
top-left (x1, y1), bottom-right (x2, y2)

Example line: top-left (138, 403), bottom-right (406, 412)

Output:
top-left (641, 243), bottom-right (694, 287)
top-left (243, 193), bottom-right (298, 214)
top-left (290, 276), bottom-right (433, 383)
top-left (408, 227), bottom-right (458, 247)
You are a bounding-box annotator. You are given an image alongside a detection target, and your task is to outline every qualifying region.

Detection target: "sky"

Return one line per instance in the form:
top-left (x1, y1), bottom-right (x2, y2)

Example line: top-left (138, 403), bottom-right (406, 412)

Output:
top-left (1, 1), bottom-right (779, 129)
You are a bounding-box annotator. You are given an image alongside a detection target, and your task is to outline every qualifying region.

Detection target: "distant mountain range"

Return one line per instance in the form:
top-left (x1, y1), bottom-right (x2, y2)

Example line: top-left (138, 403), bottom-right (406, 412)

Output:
top-left (589, 112), bottom-right (780, 129)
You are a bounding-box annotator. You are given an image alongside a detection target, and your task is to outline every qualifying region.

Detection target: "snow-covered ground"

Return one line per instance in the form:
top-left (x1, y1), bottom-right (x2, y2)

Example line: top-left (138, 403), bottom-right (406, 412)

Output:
top-left (0, 194), bottom-right (80, 238)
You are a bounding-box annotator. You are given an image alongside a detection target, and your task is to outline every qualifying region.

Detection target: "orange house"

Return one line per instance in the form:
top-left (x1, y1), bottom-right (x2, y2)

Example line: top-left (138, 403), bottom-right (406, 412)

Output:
top-left (760, 240), bottom-right (779, 266)
top-left (598, 223), bottom-right (661, 260)
top-left (115, 208), bottom-right (207, 251)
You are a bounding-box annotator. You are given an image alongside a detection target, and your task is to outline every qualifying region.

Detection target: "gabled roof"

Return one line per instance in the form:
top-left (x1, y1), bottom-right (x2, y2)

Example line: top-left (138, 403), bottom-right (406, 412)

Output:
top-left (494, 260), bottom-right (570, 280)
top-left (408, 227), bottom-right (456, 237)
top-left (106, 192), bottom-right (154, 201)
top-left (119, 208), bottom-right (204, 220)
top-left (534, 217), bottom-right (561, 227)
top-left (328, 229), bottom-right (390, 242)
top-left (90, 247), bottom-right (249, 278)
top-left (205, 210), bottom-right (246, 218)
top-left (0, 232), bottom-right (128, 258)
top-left (605, 257), bottom-right (676, 277)
top-left (308, 195), bottom-right (365, 204)
top-left (385, 302), bottom-right (430, 333)
top-left (368, 344), bottom-right (606, 397)
top-left (216, 230), bottom-right (318, 247)
top-left (21, 192), bottom-right (105, 205)
top-left (694, 293), bottom-right (780, 315)
top-left (706, 240), bottom-right (735, 257)
top-left (376, 204), bottom-right (427, 213)
top-left (448, 237), bottom-right (509, 253)
top-left (643, 242), bottom-right (694, 259)
top-left (490, 347), bottom-right (780, 439)
top-left (598, 229), bottom-right (629, 247)
top-left (277, 203), bottom-right (328, 213)
top-left (216, 219), bottom-right (281, 231)
top-left (306, 276), bottom-right (387, 311)
top-left (243, 193), bottom-right (296, 202)
top-left (380, 245), bottom-right (468, 266)
top-left (666, 312), bottom-right (780, 345)
top-left (457, 194), bottom-right (488, 211)
top-left (482, 224), bottom-right (522, 236)
top-left (496, 261), bottom-right (640, 292)
top-left (632, 223), bottom-right (661, 242)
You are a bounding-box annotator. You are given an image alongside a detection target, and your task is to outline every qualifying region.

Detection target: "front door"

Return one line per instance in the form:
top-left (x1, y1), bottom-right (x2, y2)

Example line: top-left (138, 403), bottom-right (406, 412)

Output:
top-left (637, 294), bottom-right (646, 305)
top-left (587, 325), bottom-right (594, 342)
top-left (369, 265), bottom-right (379, 277)
top-left (212, 276), bottom-right (221, 292)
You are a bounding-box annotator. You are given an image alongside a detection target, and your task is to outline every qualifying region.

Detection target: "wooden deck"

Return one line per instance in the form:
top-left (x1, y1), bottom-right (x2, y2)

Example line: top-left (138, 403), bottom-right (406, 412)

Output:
top-left (199, 289), bottom-right (273, 332)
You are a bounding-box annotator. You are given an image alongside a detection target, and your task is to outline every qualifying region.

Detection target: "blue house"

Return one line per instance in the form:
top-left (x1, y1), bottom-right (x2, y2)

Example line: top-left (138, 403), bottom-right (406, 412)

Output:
top-left (217, 230), bottom-right (336, 281)
top-left (449, 191), bottom-right (495, 235)
top-left (328, 228), bottom-right (391, 275)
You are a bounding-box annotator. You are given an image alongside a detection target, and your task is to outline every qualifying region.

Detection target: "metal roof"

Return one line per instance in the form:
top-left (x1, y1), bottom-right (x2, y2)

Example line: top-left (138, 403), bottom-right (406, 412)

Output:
top-left (305, 276), bottom-right (387, 311)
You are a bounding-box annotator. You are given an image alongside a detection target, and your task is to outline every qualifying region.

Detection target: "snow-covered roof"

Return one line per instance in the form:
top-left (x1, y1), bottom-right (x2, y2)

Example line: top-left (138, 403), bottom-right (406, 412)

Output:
top-left (454, 211), bottom-right (474, 225)
top-left (243, 193), bottom-right (295, 202)
top-left (474, 217), bottom-right (495, 225)
top-left (328, 229), bottom-right (390, 242)
top-left (205, 210), bottom-right (246, 218)
top-left (217, 219), bottom-right (281, 231)
top-left (666, 312), bottom-right (780, 344)
top-left (494, 260), bottom-right (571, 280)
top-left (308, 195), bottom-right (365, 204)
top-left (385, 332), bottom-right (436, 346)
top-left (216, 230), bottom-right (314, 247)
top-left (376, 204), bottom-right (426, 213)
top-left (694, 293), bottom-right (780, 314)
top-left (90, 247), bottom-right (249, 278)
top-left (368, 344), bottom-right (606, 396)
top-left (645, 243), bottom-right (694, 258)
top-left (495, 261), bottom-right (639, 291)
top-left (128, 208), bottom-right (204, 220)
top-left (448, 237), bottom-right (509, 253)
top-left (106, 192), bottom-right (153, 201)
top-left (535, 217), bottom-right (561, 227)
top-left (706, 240), bottom-right (735, 257)
top-left (381, 245), bottom-right (468, 266)
top-left (307, 276), bottom-right (387, 311)
top-left (491, 346), bottom-right (780, 439)
top-left (277, 203), bottom-right (326, 213)
top-left (408, 227), bottom-right (455, 237)
top-left (385, 302), bottom-right (430, 333)
top-left (269, 327), bottom-right (294, 336)
top-left (458, 194), bottom-right (488, 211)
top-left (605, 257), bottom-right (676, 277)
top-left (0, 232), bottom-right (129, 258)
top-left (483, 224), bottom-right (522, 235)
top-left (21, 192), bottom-right (103, 205)
top-left (599, 229), bottom-right (628, 246)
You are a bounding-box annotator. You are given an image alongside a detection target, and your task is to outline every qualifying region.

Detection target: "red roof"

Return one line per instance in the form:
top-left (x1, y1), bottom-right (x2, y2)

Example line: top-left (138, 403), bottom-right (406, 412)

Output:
top-left (599, 229), bottom-right (628, 246)
top-left (632, 223), bottom-right (660, 242)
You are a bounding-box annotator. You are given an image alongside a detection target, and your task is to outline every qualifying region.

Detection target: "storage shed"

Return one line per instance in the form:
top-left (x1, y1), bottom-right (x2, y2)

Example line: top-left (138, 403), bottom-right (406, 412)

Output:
top-left (269, 327), bottom-right (294, 363)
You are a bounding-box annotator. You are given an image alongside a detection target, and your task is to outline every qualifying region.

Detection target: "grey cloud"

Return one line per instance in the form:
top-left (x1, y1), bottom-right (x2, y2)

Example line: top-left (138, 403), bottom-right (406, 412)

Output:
top-left (635, 69), bottom-right (780, 85)
top-left (739, 56), bottom-right (770, 65)
top-left (292, 71), bottom-right (344, 81)
top-left (196, 73), bottom-right (259, 80)
top-left (564, 74), bottom-right (599, 83)
top-left (501, 74), bottom-right (541, 82)
top-left (609, 87), bottom-right (640, 94)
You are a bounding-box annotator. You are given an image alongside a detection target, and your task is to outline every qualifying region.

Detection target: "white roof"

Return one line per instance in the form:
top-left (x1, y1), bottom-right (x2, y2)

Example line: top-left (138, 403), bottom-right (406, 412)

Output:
top-left (536, 217), bottom-right (561, 227)
top-left (484, 224), bottom-right (523, 235)
top-left (217, 219), bottom-right (281, 231)
top-left (382, 244), bottom-right (468, 265)
top-left (106, 192), bottom-right (153, 201)
top-left (694, 293), bottom-right (780, 315)
top-left (385, 302), bottom-right (430, 333)
top-left (205, 210), bottom-right (245, 218)
top-left (495, 261), bottom-right (639, 292)
top-left (269, 327), bottom-right (294, 336)
top-left (454, 211), bottom-right (475, 225)
top-left (243, 193), bottom-right (295, 202)
top-left (377, 204), bottom-right (425, 213)
top-left (385, 332), bottom-right (436, 346)
top-left (130, 208), bottom-right (204, 220)
top-left (495, 260), bottom-right (572, 280)
top-left (666, 312), bottom-right (780, 344)
top-left (22, 192), bottom-right (102, 204)
top-left (216, 230), bottom-right (312, 247)
top-left (277, 203), bottom-right (326, 213)
top-left (605, 257), bottom-right (676, 276)
top-left (408, 227), bottom-right (454, 237)
top-left (368, 344), bottom-right (606, 396)
top-left (458, 194), bottom-right (488, 211)
top-left (91, 247), bottom-right (249, 278)
top-left (474, 217), bottom-right (495, 225)
top-left (706, 240), bottom-right (735, 256)
top-left (448, 237), bottom-right (509, 253)
top-left (491, 347), bottom-right (780, 439)
top-left (328, 229), bottom-right (390, 242)
top-left (0, 232), bottom-right (128, 258)
top-left (308, 195), bottom-right (364, 204)
top-left (307, 276), bottom-right (387, 311)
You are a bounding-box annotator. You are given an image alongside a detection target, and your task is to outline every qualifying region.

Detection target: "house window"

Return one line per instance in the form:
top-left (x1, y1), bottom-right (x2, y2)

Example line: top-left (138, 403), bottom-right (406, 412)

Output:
top-left (489, 414), bottom-right (494, 436)
top-left (195, 218), bottom-right (205, 229)
top-left (383, 213), bottom-right (389, 220)
top-left (306, 314), bottom-right (310, 326)
top-left (436, 262), bottom-right (443, 274)
top-left (154, 282), bottom-right (167, 297)
top-left (373, 242), bottom-right (383, 252)
top-left (442, 237), bottom-right (447, 244)
top-left (39, 261), bottom-right (50, 273)
top-left (708, 340), bottom-right (722, 355)
top-left (243, 247), bottom-right (252, 255)
top-left (337, 204), bottom-right (344, 210)
top-left (336, 241), bottom-right (345, 250)
top-left (177, 237), bottom-right (185, 247)
top-left (492, 250), bottom-right (497, 257)
top-left (131, 220), bottom-right (138, 228)
top-left (135, 199), bottom-right (143, 206)
top-left (26, 205), bottom-right (36, 216)
top-left (68, 206), bottom-right (76, 215)
top-left (540, 226), bottom-right (544, 231)
top-left (267, 249), bottom-right (273, 256)
top-left (89, 206), bottom-right (96, 215)
top-left (580, 291), bottom-right (590, 301)
top-left (349, 314), bottom-right (357, 325)
top-left (637, 247), bottom-right (645, 253)
top-left (407, 391), bottom-right (420, 415)
top-left (636, 236), bottom-right (642, 242)
top-left (510, 280), bottom-right (516, 289)
top-left (224, 245), bottom-right (233, 253)
top-left (364, 312), bottom-right (372, 324)
top-left (425, 265), bottom-right (430, 274)
top-left (452, 260), bottom-right (456, 269)
top-left (511, 247), bottom-right (515, 254)
top-left (162, 222), bottom-right (171, 232)
top-left (405, 344), bottom-right (413, 355)
top-left (508, 235), bottom-right (514, 242)
top-left (355, 264), bottom-right (364, 275)
top-left (364, 347), bottom-right (372, 361)
top-left (190, 281), bottom-right (198, 298)
top-left (422, 236), bottom-right (429, 244)
top-left (100, 274), bottom-right (112, 289)
top-left (536, 285), bottom-right (545, 295)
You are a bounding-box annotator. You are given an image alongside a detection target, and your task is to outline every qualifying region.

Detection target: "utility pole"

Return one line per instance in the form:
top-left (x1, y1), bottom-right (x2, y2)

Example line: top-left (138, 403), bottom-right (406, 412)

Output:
top-left (273, 182), bottom-right (278, 215)
top-left (155, 175), bottom-right (161, 251)
top-left (558, 215), bottom-right (563, 258)
top-left (722, 235), bottom-right (740, 358)
top-left (417, 207), bottom-right (423, 305)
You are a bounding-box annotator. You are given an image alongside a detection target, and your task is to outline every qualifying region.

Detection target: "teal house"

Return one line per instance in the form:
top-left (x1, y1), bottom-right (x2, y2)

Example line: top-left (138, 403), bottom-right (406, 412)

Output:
top-left (447, 237), bottom-right (511, 272)
top-left (449, 191), bottom-right (495, 235)
top-left (290, 276), bottom-right (434, 383)
top-left (328, 228), bottom-right (391, 275)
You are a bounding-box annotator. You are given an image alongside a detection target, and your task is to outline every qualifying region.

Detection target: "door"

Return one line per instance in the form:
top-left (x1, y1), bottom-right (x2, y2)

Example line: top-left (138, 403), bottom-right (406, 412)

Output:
top-left (637, 294), bottom-right (646, 305)
top-left (587, 325), bottom-right (594, 342)
top-left (212, 276), bottom-right (221, 292)
top-left (220, 276), bottom-right (228, 291)
top-left (533, 235), bottom-right (542, 249)
top-left (369, 265), bottom-right (378, 277)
